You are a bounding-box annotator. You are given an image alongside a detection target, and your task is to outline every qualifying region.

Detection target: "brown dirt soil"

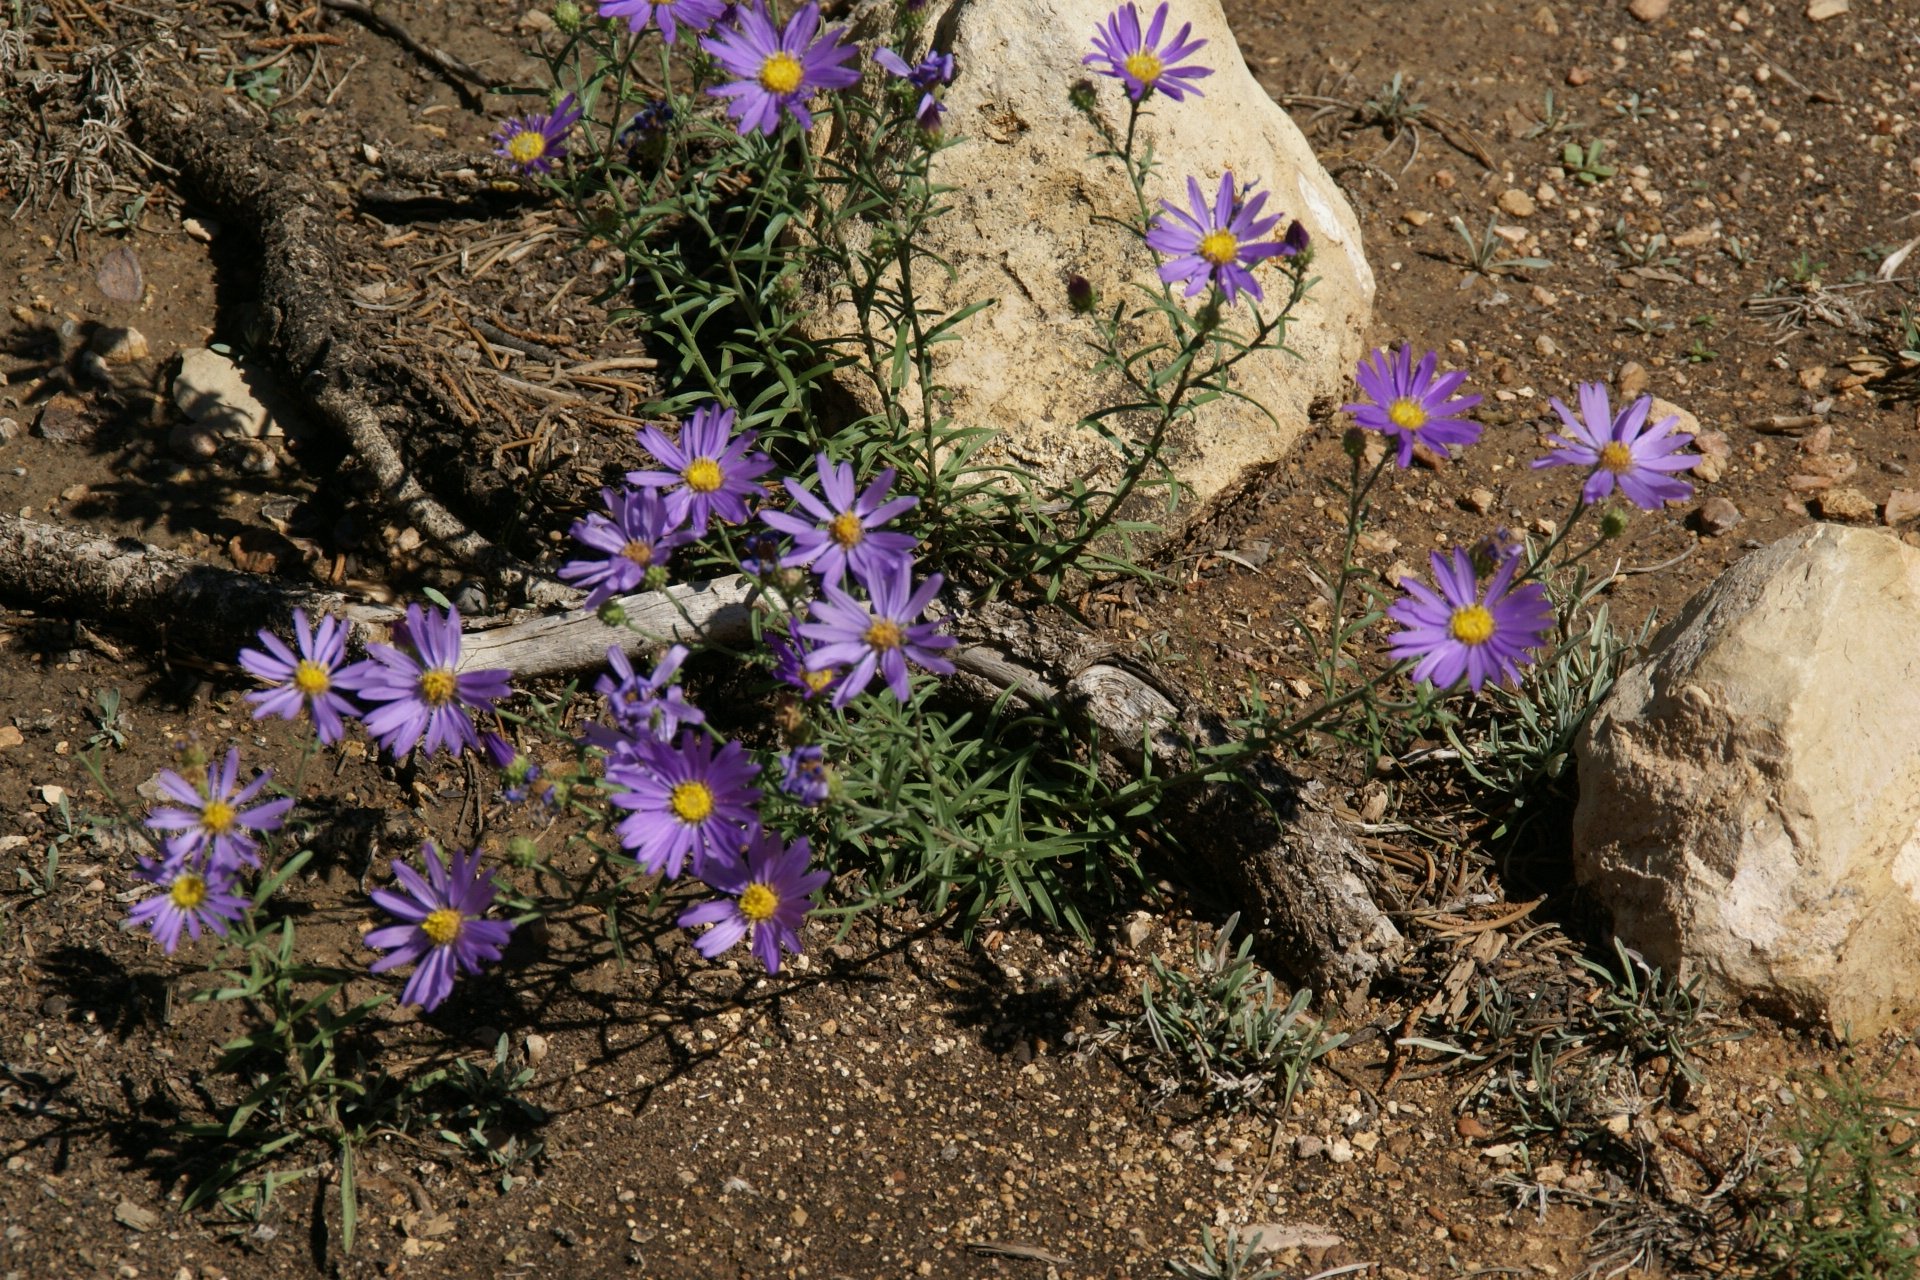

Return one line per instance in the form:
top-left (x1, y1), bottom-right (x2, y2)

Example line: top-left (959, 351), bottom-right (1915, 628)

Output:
top-left (2, 1), bottom-right (1918, 1277)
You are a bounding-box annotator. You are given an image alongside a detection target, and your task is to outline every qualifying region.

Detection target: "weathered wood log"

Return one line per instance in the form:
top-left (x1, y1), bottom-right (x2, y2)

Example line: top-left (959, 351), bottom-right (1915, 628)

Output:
top-left (0, 513), bottom-right (1403, 992)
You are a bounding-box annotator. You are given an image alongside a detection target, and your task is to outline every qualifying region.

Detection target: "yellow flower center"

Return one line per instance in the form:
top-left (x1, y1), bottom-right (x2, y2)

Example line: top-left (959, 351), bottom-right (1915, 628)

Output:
top-left (1599, 441), bottom-right (1635, 473)
top-left (758, 52), bottom-right (804, 95)
top-left (864, 618), bottom-right (904, 652)
top-left (621, 539), bottom-right (655, 567)
top-left (1124, 50), bottom-right (1163, 84)
top-left (422, 907), bottom-right (463, 947)
top-left (419, 668), bottom-right (457, 706)
top-left (1387, 397), bottom-right (1427, 431)
top-left (671, 780), bottom-right (715, 825)
top-left (200, 799), bottom-right (237, 835)
top-left (827, 512), bottom-right (865, 549)
top-left (803, 668), bottom-right (836, 695)
top-left (739, 882), bottom-right (778, 924)
top-left (1449, 605), bottom-right (1496, 647)
top-left (683, 457), bottom-right (723, 494)
top-left (169, 873), bottom-right (208, 910)
top-left (505, 130), bottom-right (546, 165)
top-left (1197, 229), bottom-right (1239, 267)
top-left (293, 659), bottom-right (331, 696)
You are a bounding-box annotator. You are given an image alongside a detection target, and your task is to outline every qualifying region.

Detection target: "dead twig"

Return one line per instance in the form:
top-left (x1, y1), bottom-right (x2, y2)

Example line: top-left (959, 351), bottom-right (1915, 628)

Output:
top-left (318, 0), bottom-right (509, 105)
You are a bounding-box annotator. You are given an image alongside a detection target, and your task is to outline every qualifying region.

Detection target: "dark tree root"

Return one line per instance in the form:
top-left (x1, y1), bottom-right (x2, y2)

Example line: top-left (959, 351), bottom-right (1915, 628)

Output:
top-left (131, 93), bottom-right (573, 609)
top-left (0, 512), bottom-right (1404, 996)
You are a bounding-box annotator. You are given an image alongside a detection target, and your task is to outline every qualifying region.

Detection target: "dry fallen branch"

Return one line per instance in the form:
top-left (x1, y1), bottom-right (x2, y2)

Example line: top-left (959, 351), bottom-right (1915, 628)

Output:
top-left (0, 512), bottom-right (1402, 993)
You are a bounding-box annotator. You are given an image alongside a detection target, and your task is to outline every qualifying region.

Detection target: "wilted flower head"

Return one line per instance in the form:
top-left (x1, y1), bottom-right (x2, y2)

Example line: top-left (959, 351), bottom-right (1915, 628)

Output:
top-left (608, 733), bottom-right (762, 880)
top-left (1084, 1), bottom-right (1211, 102)
top-left (769, 621), bottom-right (839, 702)
top-left (759, 455), bottom-right (919, 588)
top-left (492, 94), bottom-right (582, 175)
top-left (481, 732), bottom-right (549, 805)
top-left (145, 746), bottom-right (293, 870)
top-left (593, 643), bottom-right (706, 744)
top-left (1387, 548), bottom-right (1552, 694)
top-left (778, 745), bottom-right (829, 807)
top-left (702, 1), bottom-right (860, 135)
top-left (677, 831), bottom-right (828, 974)
top-left (366, 843), bottom-right (515, 1013)
top-left (128, 853), bottom-right (250, 954)
top-left (599, 0), bottom-right (724, 43)
top-left (560, 486), bottom-right (689, 608)
top-left (1531, 382), bottom-right (1700, 510)
top-left (238, 608), bottom-right (358, 744)
top-left (335, 605), bottom-right (514, 759)
top-left (1468, 527), bottom-right (1523, 577)
top-left (1344, 346), bottom-right (1484, 469)
top-left (873, 46), bottom-right (954, 130)
top-left (1144, 173), bottom-right (1290, 307)
top-left (628, 404), bottom-right (775, 536)
top-left (796, 564), bottom-right (956, 707)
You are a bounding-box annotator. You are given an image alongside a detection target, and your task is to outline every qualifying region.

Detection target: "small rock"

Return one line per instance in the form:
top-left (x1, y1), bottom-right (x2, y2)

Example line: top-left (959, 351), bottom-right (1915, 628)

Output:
top-left (1535, 334), bottom-right (1559, 358)
top-left (1814, 487), bottom-right (1877, 523)
top-left (1529, 284), bottom-right (1558, 307)
top-left (1293, 1134), bottom-right (1326, 1160)
top-left (1805, 0), bottom-right (1848, 20)
top-left (173, 348), bottom-right (274, 439)
top-left (1883, 489), bottom-right (1920, 527)
top-left (33, 394), bottom-right (98, 445)
top-left (1401, 209), bottom-right (1431, 227)
top-left (1326, 1137), bottom-right (1355, 1164)
top-left (1532, 4), bottom-right (1561, 36)
top-left (114, 1200), bottom-right (159, 1232)
top-left (1565, 66), bottom-right (1592, 86)
top-left (233, 439), bottom-right (279, 477)
top-left (523, 1033), bottom-right (549, 1064)
top-left (182, 216), bottom-right (218, 241)
top-left (168, 421), bottom-right (221, 460)
top-left (1456, 1114), bottom-right (1494, 1140)
top-left (95, 246), bottom-right (144, 305)
top-left (1498, 188), bottom-right (1537, 218)
top-left (1649, 397), bottom-right (1700, 440)
top-left (1462, 487), bottom-right (1496, 515)
top-left (0, 726), bottom-right (22, 749)
top-left (90, 326), bottom-right (149, 364)
top-left (1692, 496), bottom-right (1742, 536)
top-left (1628, 0), bottom-right (1670, 21)
top-left (1121, 911), bottom-right (1155, 949)
top-left (1616, 361), bottom-right (1650, 399)
top-left (0, 416), bottom-right (17, 444)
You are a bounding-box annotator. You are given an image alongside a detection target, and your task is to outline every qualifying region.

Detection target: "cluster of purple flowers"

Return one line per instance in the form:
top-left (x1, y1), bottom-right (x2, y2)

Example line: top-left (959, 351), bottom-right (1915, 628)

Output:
top-left (129, 746), bottom-right (292, 954)
top-left (1346, 345), bottom-right (1701, 694)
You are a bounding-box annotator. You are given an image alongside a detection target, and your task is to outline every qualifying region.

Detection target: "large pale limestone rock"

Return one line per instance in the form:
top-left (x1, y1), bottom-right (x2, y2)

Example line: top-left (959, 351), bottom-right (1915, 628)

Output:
top-left (1573, 524), bottom-right (1920, 1035)
top-left (818, 0), bottom-right (1373, 518)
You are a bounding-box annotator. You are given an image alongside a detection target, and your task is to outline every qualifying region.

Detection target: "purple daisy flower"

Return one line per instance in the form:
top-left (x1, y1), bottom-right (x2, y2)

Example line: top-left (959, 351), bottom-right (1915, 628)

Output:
top-left (1344, 346), bottom-right (1485, 469)
top-left (873, 46), bottom-right (954, 130)
top-left (608, 733), bottom-right (762, 880)
top-left (238, 608), bottom-right (359, 745)
top-left (1084, 1), bottom-right (1212, 103)
top-left (491, 93), bottom-right (583, 175)
top-left (759, 455), bottom-right (919, 588)
top-left (127, 853), bottom-right (250, 954)
top-left (145, 746), bottom-right (294, 870)
top-left (335, 605), bottom-right (514, 759)
top-left (627, 404), bottom-right (776, 536)
top-left (598, 0), bottom-right (724, 44)
top-left (1144, 173), bottom-right (1291, 307)
top-left (769, 621), bottom-right (840, 701)
top-left (1387, 548), bottom-right (1553, 694)
top-left (796, 563), bottom-right (956, 708)
top-left (559, 487), bottom-right (690, 608)
top-left (678, 831), bottom-right (828, 974)
top-left (592, 643), bottom-right (706, 744)
top-left (1531, 382), bottom-right (1700, 510)
top-left (778, 745), bottom-right (829, 807)
top-left (702, 1), bottom-right (860, 136)
top-left (366, 843), bottom-right (516, 1013)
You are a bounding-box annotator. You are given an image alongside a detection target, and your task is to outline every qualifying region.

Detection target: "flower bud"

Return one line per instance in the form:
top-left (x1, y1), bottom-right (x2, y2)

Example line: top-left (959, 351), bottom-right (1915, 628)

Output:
top-left (1599, 507), bottom-right (1631, 540)
top-left (596, 599), bottom-right (628, 628)
top-left (1341, 427), bottom-right (1367, 459)
top-left (551, 0), bottom-right (584, 30)
top-left (1067, 274), bottom-right (1096, 313)
top-left (507, 836), bottom-right (541, 869)
top-left (1068, 78), bottom-right (1098, 116)
top-left (641, 564), bottom-right (671, 594)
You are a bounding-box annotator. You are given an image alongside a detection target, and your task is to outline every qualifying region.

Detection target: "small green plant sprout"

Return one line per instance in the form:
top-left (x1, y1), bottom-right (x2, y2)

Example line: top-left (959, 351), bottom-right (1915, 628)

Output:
top-left (1612, 89), bottom-right (1655, 123)
top-left (1168, 1225), bottom-right (1289, 1280)
top-left (83, 686), bottom-right (128, 751)
top-left (1362, 70), bottom-right (1427, 139)
top-left (1561, 138), bottom-right (1617, 185)
top-left (1114, 913), bottom-right (1346, 1111)
top-left (1788, 249), bottom-right (1828, 286)
top-left (1756, 1051), bottom-right (1920, 1280)
top-left (1450, 213), bottom-right (1551, 277)
top-left (1894, 303), bottom-right (1920, 361)
top-left (1685, 336), bottom-right (1718, 364)
top-left (1724, 234), bottom-right (1755, 267)
top-left (1523, 87), bottom-right (1579, 138)
top-left (1611, 217), bottom-right (1678, 270)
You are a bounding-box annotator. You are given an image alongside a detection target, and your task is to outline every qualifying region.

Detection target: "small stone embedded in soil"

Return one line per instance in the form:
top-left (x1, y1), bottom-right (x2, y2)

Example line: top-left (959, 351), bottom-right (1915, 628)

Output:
top-left (1884, 489), bottom-right (1920, 527)
top-left (1566, 66), bottom-right (1592, 85)
top-left (1813, 487), bottom-right (1877, 523)
top-left (1628, 0), bottom-right (1670, 21)
top-left (90, 326), bottom-right (148, 364)
top-left (1498, 189), bottom-right (1537, 218)
top-left (1462, 487), bottom-right (1496, 515)
top-left (34, 394), bottom-right (99, 444)
top-left (173, 348), bottom-right (276, 439)
top-left (1805, 0), bottom-right (1848, 19)
top-left (1616, 361), bottom-right (1649, 399)
top-left (0, 726), bottom-right (22, 749)
top-left (1692, 496), bottom-right (1742, 535)
top-left (114, 1200), bottom-right (159, 1232)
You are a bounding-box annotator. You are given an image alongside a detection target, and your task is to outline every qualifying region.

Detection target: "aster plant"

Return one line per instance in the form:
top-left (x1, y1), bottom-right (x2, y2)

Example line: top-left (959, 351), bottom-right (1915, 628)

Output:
top-left (1387, 548), bottom-right (1553, 694)
top-left (592, 643), bottom-right (706, 744)
top-left (144, 746), bottom-right (294, 870)
top-left (873, 46), bottom-right (955, 131)
top-left (1532, 381), bottom-right (1700, 510)
top-left (366, 843), bottom-right (516, 1013)
top-left (492, 93), bottom-right (582, 175)
top-left (238, 608), bottom-right (359, 745)
top-left (1085, 1), bottom-right (1212, 103)
top-left (628, 404), bottom-right (776, 536)
top-left (759, 455), bottom-right (919, 588)
top-left (559, 486), bottom-right (689, 608)
top-left (1145, 172), bottom-right (1296, 307)
top-left (608, 733), bottom-right (762, 879)
top-left (127, 853), bottom-right (251, 954)
top-left (598, 0), bottom-right (724, 44)
top-left (678, 831), bottom-right (828, 974)
top-left (1344, 346), bottom-right (1484, 469)
top-left (797, 563), bottom-right (956, 708)
top-left (702, 1), bottom-right (860, 136)
top-left (335, 604), bottom-right (514, 759)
